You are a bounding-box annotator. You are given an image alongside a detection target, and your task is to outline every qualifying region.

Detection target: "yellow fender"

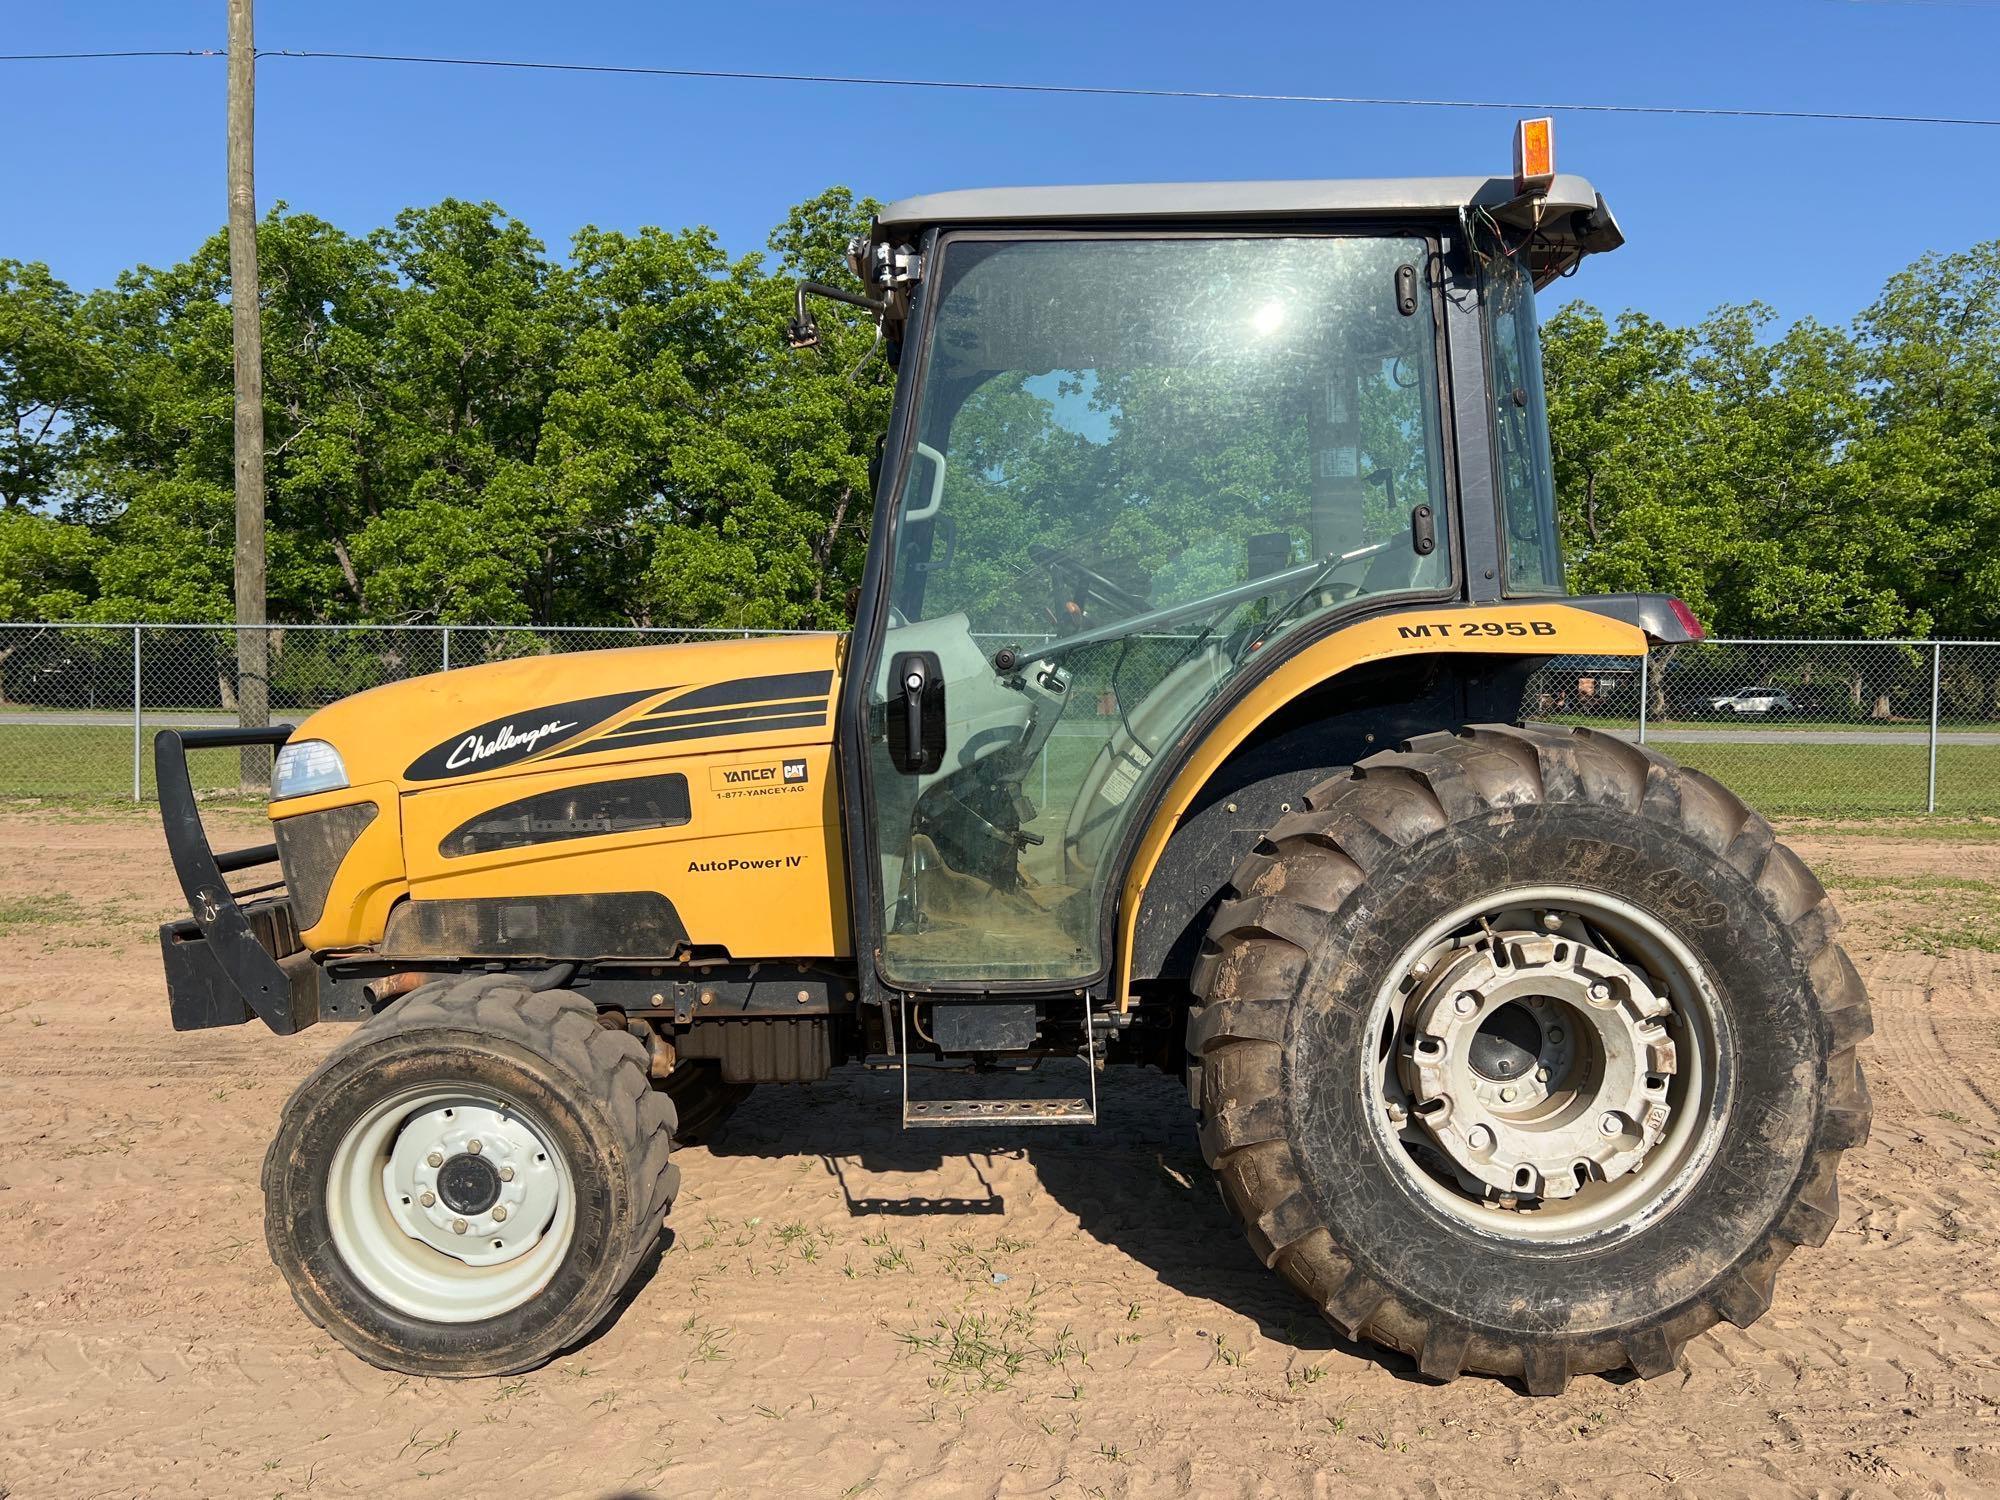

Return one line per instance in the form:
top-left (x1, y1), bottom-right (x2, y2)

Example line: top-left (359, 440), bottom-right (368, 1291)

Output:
top-left (1114, 602), bottom-right (1650, 1005)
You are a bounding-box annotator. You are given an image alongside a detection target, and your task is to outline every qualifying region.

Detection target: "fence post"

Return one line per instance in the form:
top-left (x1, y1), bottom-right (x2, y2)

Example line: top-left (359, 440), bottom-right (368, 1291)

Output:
top-left (1637, 649), bottom-right (1650, 746)
top-left (1927, 641), bottom-right (1942, 814)
top-left (131, 624), bottom-right (142, 803)
top-left (441, 625), bottom-right (451, 673)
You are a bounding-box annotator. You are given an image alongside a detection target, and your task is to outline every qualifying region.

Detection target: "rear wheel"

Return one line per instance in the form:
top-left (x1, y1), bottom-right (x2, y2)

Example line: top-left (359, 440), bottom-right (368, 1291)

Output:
top-left (1187, 723), bottom-right (1870, 1391)
top-left (264, 975), bottom-right (678, 1377)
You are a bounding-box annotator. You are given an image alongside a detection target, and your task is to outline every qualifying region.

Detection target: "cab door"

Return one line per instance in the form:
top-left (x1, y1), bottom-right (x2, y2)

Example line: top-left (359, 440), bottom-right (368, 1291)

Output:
top-left (852, 231), bottom-right (1453, 992)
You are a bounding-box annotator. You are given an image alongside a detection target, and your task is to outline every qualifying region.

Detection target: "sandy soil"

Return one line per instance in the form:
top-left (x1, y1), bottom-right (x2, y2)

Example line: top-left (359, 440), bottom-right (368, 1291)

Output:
top-left (2, 805), bottom-right (1998, 1499)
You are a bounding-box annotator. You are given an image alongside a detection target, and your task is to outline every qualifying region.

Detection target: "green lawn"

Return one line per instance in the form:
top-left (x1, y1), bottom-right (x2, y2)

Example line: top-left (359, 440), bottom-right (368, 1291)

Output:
top-left (5, 720), bottom-right (1994, 820)
top-left (1651, 738), bottom-right (2000, 817)
top-left (1546, 712), bottom-right (2000, 735)
top-left (0, 724), bottom-right (266, 802)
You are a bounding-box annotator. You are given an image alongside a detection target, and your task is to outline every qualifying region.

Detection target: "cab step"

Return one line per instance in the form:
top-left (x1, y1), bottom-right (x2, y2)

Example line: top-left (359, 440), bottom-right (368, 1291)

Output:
top-left (898, 996), bottom-right (1098, 1128)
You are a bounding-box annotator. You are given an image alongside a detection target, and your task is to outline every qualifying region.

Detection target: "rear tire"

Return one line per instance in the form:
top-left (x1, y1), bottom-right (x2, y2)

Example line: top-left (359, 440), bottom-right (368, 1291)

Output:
top-left (263, 974), bottom-right (678, 1377)
top-left (1187, 724), bottom-right (1870, 1392)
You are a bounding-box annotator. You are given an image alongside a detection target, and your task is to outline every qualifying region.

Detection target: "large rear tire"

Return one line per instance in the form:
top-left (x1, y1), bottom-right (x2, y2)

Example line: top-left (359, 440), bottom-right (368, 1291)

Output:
top-left (263, 975), bottom-right (678, 1377)
top-left (1187, 724), bottom-right (1871, 1392)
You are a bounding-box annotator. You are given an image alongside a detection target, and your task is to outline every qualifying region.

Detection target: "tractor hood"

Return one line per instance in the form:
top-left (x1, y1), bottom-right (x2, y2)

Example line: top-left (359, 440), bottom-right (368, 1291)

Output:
top-left (278, 632), bottom-right (845, 800)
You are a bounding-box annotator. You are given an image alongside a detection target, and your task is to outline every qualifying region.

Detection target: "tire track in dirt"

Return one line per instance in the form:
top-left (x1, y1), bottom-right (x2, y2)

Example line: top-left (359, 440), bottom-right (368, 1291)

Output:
top-left (6, 811), bottom-right (2000, 1498)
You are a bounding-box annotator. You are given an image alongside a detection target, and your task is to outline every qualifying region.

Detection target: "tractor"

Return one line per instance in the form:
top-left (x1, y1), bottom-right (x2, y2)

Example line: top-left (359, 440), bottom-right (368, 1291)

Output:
top-left (156, 129), bottom-right (1870, 1391)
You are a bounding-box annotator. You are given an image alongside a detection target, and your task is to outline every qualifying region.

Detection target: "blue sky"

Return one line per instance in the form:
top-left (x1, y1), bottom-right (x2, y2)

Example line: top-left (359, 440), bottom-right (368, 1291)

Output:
top-left (7, 0), bottom-right (1998, 330)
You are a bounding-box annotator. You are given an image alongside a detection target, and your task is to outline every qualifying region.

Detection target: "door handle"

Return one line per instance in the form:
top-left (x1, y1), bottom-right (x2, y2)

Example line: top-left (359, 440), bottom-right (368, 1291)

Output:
top-left (902, 658), bottom-right (927, 765)
top-left (888, 650), bottom-right (942, 776)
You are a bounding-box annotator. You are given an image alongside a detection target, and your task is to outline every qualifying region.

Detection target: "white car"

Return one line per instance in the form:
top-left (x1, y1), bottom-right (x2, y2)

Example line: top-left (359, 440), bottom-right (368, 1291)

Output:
top-left (1708, 686), bottom-right (1795, 716)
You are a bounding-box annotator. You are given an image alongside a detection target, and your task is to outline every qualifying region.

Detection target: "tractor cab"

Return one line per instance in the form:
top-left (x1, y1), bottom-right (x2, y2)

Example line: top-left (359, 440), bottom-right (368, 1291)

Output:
top-left (832, 171), bottom-right (1624, 996)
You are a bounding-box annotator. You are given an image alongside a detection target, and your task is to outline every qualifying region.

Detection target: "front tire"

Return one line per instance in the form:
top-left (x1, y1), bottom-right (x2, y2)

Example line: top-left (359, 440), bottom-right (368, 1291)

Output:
top-left (263, 975), bottom-right (678, 1377)
top-left (1188, 724), bottom-right (1870, 1392)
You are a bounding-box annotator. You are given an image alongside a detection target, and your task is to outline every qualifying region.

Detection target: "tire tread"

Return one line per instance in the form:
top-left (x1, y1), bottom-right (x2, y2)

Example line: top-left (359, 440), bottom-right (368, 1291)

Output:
top-left (1186, 722), bottom-right (1871, 1391)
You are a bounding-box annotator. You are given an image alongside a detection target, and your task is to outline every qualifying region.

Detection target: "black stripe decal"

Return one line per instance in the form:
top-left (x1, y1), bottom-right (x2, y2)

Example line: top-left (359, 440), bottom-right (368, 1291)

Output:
top-left (632, 696), bottom-right (827, 729)
top-left (659, 670), bottom-right (834, 712)
top-left (555, 711), bottom-right (829, 756)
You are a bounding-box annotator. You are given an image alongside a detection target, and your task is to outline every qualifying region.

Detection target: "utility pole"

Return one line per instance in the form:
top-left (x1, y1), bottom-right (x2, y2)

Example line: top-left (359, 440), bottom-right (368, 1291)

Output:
top-left (227, 0), bottom-right (269, 788)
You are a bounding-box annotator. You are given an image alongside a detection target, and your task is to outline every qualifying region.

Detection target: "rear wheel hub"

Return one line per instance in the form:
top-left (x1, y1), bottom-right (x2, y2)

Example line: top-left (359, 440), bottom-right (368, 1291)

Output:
top-left (1401, 931), bottom-right (1678, 1203)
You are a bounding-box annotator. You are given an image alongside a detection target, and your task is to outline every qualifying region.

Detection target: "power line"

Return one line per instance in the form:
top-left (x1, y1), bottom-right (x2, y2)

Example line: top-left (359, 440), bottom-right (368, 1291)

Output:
top-left (258, 51), bottom-right (2000, 128)
top-left (0, 49), bottom-right (220, 61)
top-left (6, 45), bottom-right (1999, 129)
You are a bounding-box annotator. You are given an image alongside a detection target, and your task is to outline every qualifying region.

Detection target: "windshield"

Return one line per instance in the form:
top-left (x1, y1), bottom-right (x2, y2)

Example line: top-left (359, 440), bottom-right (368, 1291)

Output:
top-left (869, 233), bottom-right (1450, 987)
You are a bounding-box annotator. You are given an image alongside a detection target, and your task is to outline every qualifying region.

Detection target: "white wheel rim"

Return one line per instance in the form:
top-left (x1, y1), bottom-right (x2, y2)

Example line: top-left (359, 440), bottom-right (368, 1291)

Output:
top-left (1361, 885), bottom-right (1734, 1247)
top-left (325, 1086), bottom-right (576, 1323)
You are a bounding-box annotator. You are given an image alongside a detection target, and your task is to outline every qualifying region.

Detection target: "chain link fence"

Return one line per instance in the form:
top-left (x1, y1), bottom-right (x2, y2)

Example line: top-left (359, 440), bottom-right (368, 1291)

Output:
top-left (1523, 638), bottom-right (2000, 816)
top-left (0, 623), bottom-right (827, 800)
top-left (2, 623), bottom-right (1995, 816)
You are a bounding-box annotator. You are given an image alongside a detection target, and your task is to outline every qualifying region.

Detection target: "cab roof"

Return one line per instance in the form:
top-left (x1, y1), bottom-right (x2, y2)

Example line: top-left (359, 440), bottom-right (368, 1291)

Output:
top-left (875, 173), bottom-right (1622, 285)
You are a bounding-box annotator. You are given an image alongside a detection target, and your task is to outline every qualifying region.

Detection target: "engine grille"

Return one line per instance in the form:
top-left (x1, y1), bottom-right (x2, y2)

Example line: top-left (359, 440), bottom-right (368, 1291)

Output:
top-left (272, 802), bottom-right (380, 929)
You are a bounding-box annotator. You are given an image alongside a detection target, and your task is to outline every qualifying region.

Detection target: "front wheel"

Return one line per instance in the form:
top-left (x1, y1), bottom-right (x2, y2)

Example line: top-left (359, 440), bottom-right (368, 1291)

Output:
top-left (263, 976), bottom-right (678, 1377)
top-left (1187, 724), bottom-right (1870, 1392)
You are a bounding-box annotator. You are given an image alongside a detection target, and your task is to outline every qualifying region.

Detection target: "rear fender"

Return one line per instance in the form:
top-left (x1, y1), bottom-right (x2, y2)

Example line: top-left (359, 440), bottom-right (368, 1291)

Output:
top-left (1113, 602), bottom-right (1649, 1004)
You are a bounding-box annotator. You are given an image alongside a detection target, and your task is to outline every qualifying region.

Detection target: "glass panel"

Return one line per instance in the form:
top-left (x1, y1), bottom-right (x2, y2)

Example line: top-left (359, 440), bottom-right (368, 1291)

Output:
top-left (872, 235), bottom-right (1448, 986)
top-left (1484, 254), bottom-right (1564, 593)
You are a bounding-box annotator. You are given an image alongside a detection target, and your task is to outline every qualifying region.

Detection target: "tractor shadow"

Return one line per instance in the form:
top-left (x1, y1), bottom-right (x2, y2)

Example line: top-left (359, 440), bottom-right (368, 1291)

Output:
top-left (699, 1060), bottom-right (1417, 1376)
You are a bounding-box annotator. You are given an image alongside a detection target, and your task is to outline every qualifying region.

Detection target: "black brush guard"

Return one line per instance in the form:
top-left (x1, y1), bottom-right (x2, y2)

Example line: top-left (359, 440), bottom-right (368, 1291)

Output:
top-left (155, 724), bottom-right (362, 1034)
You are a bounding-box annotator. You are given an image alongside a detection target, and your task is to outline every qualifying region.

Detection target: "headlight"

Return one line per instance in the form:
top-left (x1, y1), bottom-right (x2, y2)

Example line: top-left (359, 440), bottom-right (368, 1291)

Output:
top-left (272, 739), bottom-right (349, 800)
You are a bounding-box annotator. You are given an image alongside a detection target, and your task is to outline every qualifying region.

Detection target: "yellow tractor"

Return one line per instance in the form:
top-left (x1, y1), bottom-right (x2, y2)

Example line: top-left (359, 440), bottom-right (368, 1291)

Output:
top-left (158, 133), bottom-right (1870, 1390)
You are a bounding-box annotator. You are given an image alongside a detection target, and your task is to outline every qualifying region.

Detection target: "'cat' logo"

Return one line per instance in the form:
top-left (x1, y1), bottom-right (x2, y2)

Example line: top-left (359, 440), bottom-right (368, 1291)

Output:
top-left (709, 760), bottom-right (812, 796)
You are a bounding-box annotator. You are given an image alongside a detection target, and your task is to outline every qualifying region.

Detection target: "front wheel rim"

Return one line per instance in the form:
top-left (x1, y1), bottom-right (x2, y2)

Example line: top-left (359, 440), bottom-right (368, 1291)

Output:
top-left (1361, 885), bottom-right (1734, 1247)
top-left (325, 1086), bottom-right (577, 1323)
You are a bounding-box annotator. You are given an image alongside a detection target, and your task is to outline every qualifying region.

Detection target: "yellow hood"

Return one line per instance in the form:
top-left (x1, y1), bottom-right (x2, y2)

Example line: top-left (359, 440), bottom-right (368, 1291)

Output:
top-left (286, 632), bottom-right (845, 797)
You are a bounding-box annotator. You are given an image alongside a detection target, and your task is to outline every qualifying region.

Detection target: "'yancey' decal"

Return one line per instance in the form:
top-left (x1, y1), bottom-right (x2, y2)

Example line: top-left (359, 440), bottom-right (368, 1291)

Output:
top-left (403, 689), bottom-right (670, 782)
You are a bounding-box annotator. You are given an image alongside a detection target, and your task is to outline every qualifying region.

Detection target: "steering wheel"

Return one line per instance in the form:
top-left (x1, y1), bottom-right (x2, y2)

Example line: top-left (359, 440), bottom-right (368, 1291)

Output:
top-left (1027, 543), bottom-right (1150, 632)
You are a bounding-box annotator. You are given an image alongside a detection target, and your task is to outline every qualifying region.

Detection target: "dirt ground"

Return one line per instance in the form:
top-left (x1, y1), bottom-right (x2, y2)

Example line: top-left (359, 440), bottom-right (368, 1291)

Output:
top-left (3, 806), bottom-right (1999, 1499)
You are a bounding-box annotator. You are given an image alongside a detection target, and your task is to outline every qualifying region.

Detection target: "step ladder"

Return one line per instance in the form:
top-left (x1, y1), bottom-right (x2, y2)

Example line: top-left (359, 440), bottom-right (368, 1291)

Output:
top-left (899, 994), bottom-right (1098, 1128)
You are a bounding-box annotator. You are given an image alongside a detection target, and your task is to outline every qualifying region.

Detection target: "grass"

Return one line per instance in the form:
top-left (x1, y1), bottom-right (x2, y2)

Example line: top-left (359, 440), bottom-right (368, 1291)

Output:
top-left (0, 723), bottom-right (265, 801)
top-left (0, 893), bottom-right (84, 930)
top-left (1653, 739), bottom-right (2000, 817)
top-left (1554, 712), bottom-right (2000, 736)
top-left (6, 715), bottom-right (1996, 821)
top-left (1810, 868), bottom-right (2000, 954)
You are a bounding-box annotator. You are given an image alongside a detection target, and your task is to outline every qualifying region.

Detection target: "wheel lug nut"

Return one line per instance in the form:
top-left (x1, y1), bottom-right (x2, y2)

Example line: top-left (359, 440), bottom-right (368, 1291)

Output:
top-left (1541, 913), bottom-right (1562, 932)
top-left (1588, 982), bottom-right (1611, 1003)
top-left (1467, 1125), bottom-right (1493, 1150)
top-left (467, 1139), bottom-right (482, 1155)
top-left (1535, 1067), bottom-right (1550, 1082)
top-left (492, 1205), bottom-right (508, 1222)
top-left (419, 1190), bottom-right (435, 1207)
top-left (499, 1165), bottom-right (515, 1182)
top-left (426, 1151), bottom-right (443, 1168)
top-left (452, 1218), bottom-right (468, 1234)
top-left (1499, 1086), bottom-right (1517, 1103)
top-left (1598, 1112), bottom-right (1622, 1137)
top-left (1452, 992), bottom-right (1478, 1016)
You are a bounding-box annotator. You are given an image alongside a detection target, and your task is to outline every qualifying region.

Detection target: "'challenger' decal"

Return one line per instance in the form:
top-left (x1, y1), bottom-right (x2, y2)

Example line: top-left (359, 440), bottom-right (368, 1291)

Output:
top-left (404, 689), bottom-right (667, 782)
top-left (552, 672), bottom-right (835, 758)
top-left (659, 670), bottom-right (833, 712)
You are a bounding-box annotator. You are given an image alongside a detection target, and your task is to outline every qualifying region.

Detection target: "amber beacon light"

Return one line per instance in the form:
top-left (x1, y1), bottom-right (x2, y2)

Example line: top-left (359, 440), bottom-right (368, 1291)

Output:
top-left (1514, 115), bottom-right (1556, 194)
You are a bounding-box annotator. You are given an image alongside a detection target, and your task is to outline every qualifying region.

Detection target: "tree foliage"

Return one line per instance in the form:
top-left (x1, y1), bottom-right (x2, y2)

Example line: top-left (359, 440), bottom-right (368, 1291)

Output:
top-left (0, 193), bottom-right (1994, 640)
top-left (1543, 243), bottom-right (2000, 638)
top-left (1, 188), bottom-right (886, 632)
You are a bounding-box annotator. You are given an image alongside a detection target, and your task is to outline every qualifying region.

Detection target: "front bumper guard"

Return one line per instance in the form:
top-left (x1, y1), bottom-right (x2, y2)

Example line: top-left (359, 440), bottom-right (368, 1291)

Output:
top-left (155, 725), bottom-right (364, 1034)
